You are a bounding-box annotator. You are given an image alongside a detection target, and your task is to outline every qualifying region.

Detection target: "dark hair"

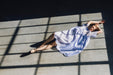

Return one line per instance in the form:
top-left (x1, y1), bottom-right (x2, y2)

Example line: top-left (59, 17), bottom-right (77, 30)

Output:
top-left (89, 23), bottom-right (96, 27)
top-left (89, 23), bottom-right (99, 31)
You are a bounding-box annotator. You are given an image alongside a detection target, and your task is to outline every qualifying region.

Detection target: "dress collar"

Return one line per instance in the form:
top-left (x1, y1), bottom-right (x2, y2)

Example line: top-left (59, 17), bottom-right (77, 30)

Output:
top-left (86, 27), bottom-right (90, 32)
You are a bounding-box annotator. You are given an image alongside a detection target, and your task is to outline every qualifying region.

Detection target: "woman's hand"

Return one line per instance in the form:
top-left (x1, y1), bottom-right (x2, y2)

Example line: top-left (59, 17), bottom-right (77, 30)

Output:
top-left (99, 20), bottom-right (105, 24)
top-left (96, 24), bottom-right (103, 34)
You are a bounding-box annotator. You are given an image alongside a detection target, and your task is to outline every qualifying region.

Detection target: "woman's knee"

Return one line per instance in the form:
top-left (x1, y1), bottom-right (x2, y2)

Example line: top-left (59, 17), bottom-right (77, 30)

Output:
top-left (50, 33), bottom-right (55, 38)
top-left (45, 45), bottom-right (53, 49)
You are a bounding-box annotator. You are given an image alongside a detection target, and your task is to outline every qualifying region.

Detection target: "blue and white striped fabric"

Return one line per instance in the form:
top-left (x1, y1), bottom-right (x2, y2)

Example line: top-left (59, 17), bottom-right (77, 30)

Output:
top-left (54, 24), bottom-right (98, 57)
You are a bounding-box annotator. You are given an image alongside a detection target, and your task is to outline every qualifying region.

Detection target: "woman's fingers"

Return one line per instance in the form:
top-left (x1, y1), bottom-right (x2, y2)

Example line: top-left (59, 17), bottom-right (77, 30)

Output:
top-left (101, 20), bottom-right (105, 23)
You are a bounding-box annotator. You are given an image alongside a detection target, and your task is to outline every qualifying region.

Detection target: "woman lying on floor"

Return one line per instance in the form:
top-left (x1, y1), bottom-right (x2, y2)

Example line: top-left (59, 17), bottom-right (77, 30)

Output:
top-left (22, 20), bottom-right (105, 57)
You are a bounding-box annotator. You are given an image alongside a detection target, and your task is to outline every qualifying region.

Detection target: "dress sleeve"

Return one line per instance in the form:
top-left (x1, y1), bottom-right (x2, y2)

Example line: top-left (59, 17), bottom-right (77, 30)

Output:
top-left (90, 31), bottom-right (98, 38)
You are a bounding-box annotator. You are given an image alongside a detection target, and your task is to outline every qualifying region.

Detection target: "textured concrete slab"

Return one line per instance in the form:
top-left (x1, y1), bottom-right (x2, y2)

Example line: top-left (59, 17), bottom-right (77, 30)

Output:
top-left (1, 53), bottom-right (39, 66)
top-left (20, 18), bottom-right (48, 26)
top-left (0, 68), bottom-right (35, 75)
top-left (48, 23), bottom-right (78, 32)
top-left (18, 26), bottom-right (47, 35)
top-left (85, 39), bottom-right (95, 49)
top-left (37, 66), bottom-right (78, 75)
top-left (40, 50), bottom-right (78, 64)
top-left (14, 34), bottom-right (44, 44)
top-left (0, 21), bottom-right (19, 28)
top-left (94, 39), bottom-right (106, 48)
top-left (0, 28), bottom-right (16, 36)
top-left (0, 36), bottom-right (12, 45)
top-left (81, 50), bottom-right (108, 62)
top-left (0, 56), bottom-right (3, 62)
top-left (86, 38), bottom-right (106, 49)
top-left (81, 12), bottom-right (102, 21)
top-left (81, 65), bottom-right (110, 75)
top-left (9, 44), bottom-right (33, 53)
top-left (50, 15), bottom-right (79, 24)
top-left (0, 46), bottom-right (7, 55)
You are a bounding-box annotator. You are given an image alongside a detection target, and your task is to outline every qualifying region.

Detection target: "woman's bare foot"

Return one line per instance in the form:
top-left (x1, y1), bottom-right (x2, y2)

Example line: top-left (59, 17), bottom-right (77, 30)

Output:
top-left (30, 49), bottom-right (36, 53)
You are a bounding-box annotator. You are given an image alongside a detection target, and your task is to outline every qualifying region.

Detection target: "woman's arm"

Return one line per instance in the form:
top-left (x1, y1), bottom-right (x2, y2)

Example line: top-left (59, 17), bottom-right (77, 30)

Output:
top-left (97, 25), bottom-right (103, 34)
top-left (87, 20), bottom-right (105, 26)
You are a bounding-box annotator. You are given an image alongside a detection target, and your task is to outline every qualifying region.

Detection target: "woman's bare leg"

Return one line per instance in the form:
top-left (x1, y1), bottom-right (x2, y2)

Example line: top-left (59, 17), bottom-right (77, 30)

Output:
top-left (30, 41), bottom-right (57, 53)
top-left (31, 45), bottom-right (52, 53)
top-left (40, 33), bottom-right (55, 47)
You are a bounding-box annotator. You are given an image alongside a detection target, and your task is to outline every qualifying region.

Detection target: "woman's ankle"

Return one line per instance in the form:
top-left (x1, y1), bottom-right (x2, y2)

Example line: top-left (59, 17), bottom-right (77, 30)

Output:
top-left (30, 49), bottom-right (36, 53)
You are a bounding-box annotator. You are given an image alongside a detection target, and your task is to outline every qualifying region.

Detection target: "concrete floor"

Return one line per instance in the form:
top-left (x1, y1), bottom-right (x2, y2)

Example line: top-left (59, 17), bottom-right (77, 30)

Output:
top-left (0, 12), bottom-right (111, 75)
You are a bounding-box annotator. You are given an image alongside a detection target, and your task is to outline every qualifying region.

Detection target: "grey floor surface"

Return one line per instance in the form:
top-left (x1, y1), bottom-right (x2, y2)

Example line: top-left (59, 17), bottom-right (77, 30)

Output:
top-left (0, 12), bottom-right (111, 75)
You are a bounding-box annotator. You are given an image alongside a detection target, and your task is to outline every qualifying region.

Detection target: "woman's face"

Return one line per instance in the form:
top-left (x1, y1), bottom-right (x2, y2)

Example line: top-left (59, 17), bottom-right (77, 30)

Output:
top-left (89, 25), bottom-right (98, 32)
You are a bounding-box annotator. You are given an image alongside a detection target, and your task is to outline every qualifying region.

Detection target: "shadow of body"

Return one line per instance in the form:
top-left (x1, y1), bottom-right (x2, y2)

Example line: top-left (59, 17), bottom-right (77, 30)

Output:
top-left (20, 40), bottom-right (58, 57)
